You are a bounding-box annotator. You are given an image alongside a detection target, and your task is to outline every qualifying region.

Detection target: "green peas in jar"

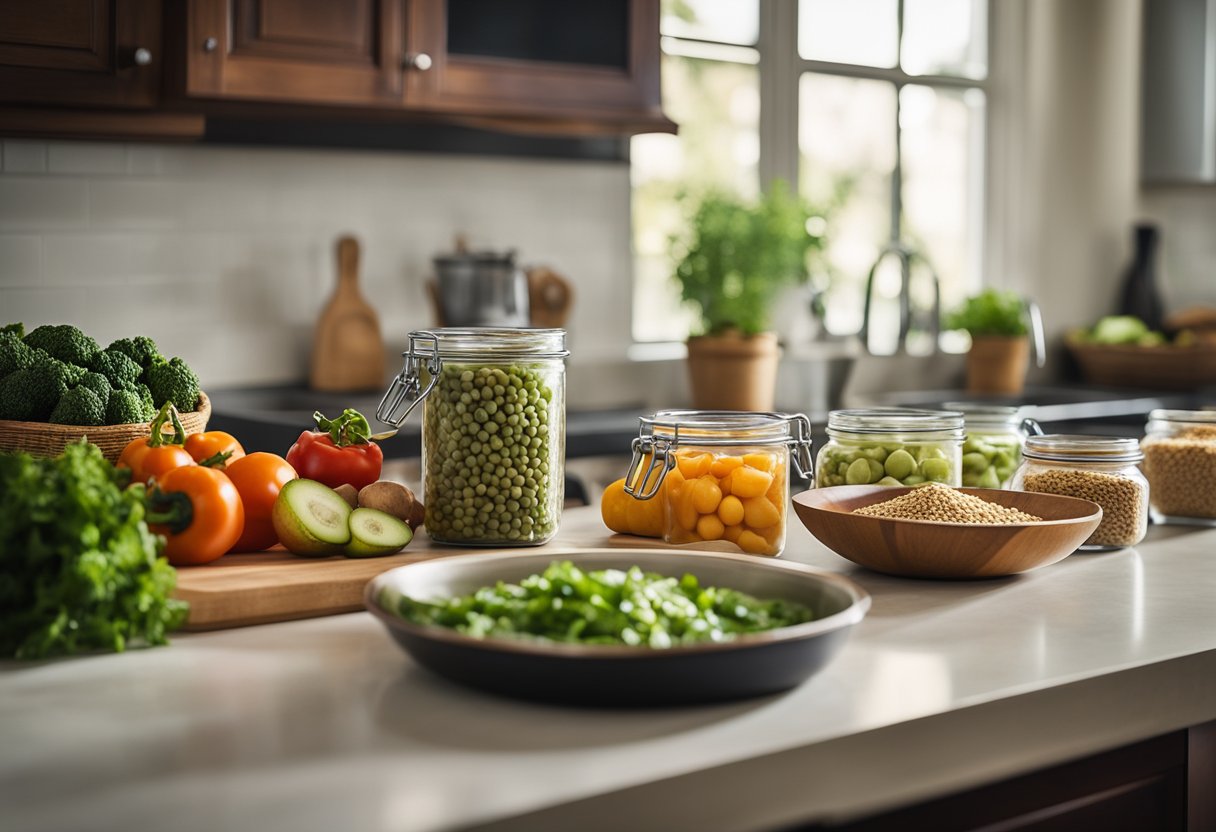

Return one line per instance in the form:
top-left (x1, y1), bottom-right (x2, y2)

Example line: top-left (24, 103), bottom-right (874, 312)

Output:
top-left (380, 328), bottom-right (568, 546)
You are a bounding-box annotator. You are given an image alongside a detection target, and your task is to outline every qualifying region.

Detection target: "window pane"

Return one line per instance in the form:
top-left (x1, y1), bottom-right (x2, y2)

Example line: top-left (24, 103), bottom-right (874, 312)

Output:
top-left (799, 73), bottom-right (897, 336)
top-left (900, 84), bottom-right (986, 327)
top-left (902, 0), bottom-right (988, 78)
top-left (799, 0), bottom-right (898, 67)
top-left (662, 0), bottom-right (759, 46)
top-left (632, 55), bottom-right (760, 342)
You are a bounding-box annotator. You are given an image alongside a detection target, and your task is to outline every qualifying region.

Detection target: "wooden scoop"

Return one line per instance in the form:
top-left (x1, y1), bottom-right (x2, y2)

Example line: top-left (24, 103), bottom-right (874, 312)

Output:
top-left (310, 236), bottom-right (386, 392)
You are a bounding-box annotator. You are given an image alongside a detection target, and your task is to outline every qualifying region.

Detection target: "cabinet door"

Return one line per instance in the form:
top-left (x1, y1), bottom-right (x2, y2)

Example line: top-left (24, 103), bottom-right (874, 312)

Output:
top-left (408, 0), bottom-right (664, 122)
top-left (0, 0), bottom-right (161, 108)
top-left (185, 0), bottom-right (404, 107)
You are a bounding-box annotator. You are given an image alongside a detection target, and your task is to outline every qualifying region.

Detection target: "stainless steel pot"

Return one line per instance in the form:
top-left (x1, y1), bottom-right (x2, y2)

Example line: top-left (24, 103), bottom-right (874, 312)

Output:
top-left (432, 248), bottom-right (530, 327)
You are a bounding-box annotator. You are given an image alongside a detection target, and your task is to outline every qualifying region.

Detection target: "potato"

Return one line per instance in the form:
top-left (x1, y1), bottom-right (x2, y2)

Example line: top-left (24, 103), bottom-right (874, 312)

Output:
top-left (358, 480), bottom-right (416, 523)
top-left (406, 498), bottom-right (426, 532)
top-left (334, 483), bottom-right (359, 509)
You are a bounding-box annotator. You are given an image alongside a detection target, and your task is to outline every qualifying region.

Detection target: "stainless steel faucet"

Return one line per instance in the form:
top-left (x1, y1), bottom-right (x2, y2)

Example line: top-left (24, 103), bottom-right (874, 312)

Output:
top-left (859, 241), bottom-right (941, 355)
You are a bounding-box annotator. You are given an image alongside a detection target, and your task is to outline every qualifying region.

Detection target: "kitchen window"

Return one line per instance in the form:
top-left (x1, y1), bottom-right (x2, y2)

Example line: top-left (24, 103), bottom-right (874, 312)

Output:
top-left (632, 0), bottom-right (989, 348)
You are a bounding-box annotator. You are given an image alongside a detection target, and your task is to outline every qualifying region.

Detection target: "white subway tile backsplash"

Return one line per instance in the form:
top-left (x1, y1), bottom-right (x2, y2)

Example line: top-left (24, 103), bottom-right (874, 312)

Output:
top-left (0, 236), bottom-right (42, 288)
top-left (3, 140), bottom-right (47, 174)
top-left (47, 142), bottom-right (128, 175)
top-left (0, 141), bottom-right (633, 387)
top-left (0, 178), bottom-right (88, 230)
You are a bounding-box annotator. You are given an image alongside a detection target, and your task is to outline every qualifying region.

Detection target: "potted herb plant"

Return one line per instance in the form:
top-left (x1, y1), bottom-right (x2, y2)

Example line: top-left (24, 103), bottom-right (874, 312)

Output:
top-left (943, 289), bottom-right (1033, 395)
top-left (673, 183), bottom-right (817, 411)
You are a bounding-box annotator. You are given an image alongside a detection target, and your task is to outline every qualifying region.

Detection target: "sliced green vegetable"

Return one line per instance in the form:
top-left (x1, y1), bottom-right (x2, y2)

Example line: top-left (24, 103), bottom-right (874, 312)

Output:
top-left (395, 560), bottom-right (815, 646)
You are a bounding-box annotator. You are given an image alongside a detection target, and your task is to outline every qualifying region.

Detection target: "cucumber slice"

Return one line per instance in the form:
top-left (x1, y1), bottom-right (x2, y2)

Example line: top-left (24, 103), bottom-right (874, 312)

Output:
top-left (346, 507), bottom-right (412, 558)
top-left (272, 479), bottom-right (352, 557)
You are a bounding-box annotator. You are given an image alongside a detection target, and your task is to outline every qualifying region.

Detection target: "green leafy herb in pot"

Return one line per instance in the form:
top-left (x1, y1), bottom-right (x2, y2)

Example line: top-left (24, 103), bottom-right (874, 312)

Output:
top-left (395, 560), bottom-right (815, 647)
top-left (0, 440), bottom-right (188, 659)
top-left (942, 289), bottom-right (1029, 337)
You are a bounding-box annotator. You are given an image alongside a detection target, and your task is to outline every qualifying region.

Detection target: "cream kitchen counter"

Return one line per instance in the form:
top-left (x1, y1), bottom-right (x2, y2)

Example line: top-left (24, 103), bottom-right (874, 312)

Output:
top-left (2, 509), bottom-right (1214, 832)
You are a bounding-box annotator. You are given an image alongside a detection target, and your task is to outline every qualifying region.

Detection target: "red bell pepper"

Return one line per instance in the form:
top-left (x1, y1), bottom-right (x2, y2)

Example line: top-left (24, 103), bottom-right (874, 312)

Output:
top-left (286, 409), bottom-right (383, 491)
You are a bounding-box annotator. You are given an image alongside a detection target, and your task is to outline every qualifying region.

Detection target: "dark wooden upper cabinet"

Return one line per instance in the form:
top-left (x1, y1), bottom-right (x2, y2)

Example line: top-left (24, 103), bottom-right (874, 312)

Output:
top-left (409, 0), bottom-right (667, 125)
top-left (0, 0), bottom-right (162, 108)
top-left (184, 0), bottom-right (406, 107)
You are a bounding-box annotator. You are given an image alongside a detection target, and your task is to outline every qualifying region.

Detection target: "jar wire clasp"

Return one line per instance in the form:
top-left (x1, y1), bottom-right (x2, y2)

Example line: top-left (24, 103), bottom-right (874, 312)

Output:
top-left (376, 330), bottom-right (442, 429)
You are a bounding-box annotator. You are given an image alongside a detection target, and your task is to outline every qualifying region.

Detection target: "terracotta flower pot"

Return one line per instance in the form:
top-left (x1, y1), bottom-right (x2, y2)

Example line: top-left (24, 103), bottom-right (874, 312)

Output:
top-left (966, 335), bottom-right (1030, 395)
top-left (686, 331), bottom-right (780, 411)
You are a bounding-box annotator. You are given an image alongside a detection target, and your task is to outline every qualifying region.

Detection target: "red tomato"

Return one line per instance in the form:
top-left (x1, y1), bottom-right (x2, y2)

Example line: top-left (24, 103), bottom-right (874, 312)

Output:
top-left (285, 431), bottom-right (382, 491)
top-left (224, 452), bottom-right (298, 552)
top-left (148, 466), bottom-right (245, 566)
top-left (184, 431), bottom-right (246, 468)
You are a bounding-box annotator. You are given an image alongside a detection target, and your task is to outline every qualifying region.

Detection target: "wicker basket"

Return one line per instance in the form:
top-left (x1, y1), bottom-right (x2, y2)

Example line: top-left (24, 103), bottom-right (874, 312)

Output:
top-left (1068, 340), bottom-right (1216, 390)
top-left (0, 391), bottom-right (211, 462)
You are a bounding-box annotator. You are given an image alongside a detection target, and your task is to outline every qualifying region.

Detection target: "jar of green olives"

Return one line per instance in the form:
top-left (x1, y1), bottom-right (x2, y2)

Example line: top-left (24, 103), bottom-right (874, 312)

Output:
top-left (377, 328), bottom-right (568, 546)
top-left (815, 408), bottom-right (964, 488)
top-left (945, 403), bottom-right (1042, 489)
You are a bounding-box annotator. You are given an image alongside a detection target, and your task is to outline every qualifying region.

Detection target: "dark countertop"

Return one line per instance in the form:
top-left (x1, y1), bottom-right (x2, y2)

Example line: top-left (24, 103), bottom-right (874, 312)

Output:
top-left (206, 385), bottom-right (646, 460)
top-left (207, 383), bottom-right (1213, 461)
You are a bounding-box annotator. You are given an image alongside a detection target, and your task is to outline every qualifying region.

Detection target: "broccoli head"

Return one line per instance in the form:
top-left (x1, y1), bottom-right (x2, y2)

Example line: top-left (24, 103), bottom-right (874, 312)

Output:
top-left (91, 348), bottom-right (142, 388)
top-left (76, 372), bottom-right (113, 408)
top-left (24, 324), bottom-right (100, 368)
top-left (0, 362), bottom-right (70, 421)
top-left (106, 386), bottom-right (155, 425)
top-left (49, 386), bottom-right (106, 426)
top-left (1, 322), bottom-right (24, 338)
top-left (125, 381), bottom-right (155, 414)
top-left (146, 357), bottom-right (200, 412)
top-left (107, 335), bottom-right (161, 369)
top-left (30, 349), bottom-right (86, 386)
top-left (0, 332), bottom-right (35, 379)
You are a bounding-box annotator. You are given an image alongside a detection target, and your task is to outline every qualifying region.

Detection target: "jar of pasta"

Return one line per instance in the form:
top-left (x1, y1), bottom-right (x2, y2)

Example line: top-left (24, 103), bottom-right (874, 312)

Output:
top-left (1141, 409), bottom-right (1216, 525)
top-left (1011, 435), bottom-right (1149, 550)
top-left (624, 410), bottom-right (813, 557)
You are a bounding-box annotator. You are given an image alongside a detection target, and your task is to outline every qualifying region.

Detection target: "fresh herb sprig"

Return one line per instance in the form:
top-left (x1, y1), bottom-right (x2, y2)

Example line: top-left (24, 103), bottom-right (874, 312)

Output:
top-left (0, 441), bottom-right (187, 659)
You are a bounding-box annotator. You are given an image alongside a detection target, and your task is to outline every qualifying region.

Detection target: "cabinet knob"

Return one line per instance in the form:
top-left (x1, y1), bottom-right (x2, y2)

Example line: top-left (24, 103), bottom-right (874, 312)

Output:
top-left (133, 47), bottom-right (152, 66)
top-left (404, 52), bottom-right (433, 72)
top-left (203, 37), bottom-right (218, 53)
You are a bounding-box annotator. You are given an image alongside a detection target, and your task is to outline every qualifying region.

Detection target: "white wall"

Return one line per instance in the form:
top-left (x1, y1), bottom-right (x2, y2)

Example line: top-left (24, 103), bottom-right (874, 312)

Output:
top-left (1138, 190), bottom-right (1216, 309)
top-left (0, 140), bottom-right (635, 393)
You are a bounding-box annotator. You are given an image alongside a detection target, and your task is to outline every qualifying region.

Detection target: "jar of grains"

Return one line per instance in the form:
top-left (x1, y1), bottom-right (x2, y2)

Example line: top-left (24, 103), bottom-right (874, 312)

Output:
top-left (945, 403), bottom-right (1042, 489)
top-left (1011, 435), bottom-right (1149, 550)
top-left (624, 410), bottom-right (813, 557)
top-left (376, 328), bottom-right (568, 546)
top-left (815, 408), bottom-right (964, 489)
top-left (1141, 409), bottom-right (1216, 525)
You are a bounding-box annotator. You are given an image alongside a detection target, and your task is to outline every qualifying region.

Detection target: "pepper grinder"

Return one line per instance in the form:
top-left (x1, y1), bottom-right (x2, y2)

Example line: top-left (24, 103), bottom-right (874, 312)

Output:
top-left (1117, 223), bottom-right (1165, 331)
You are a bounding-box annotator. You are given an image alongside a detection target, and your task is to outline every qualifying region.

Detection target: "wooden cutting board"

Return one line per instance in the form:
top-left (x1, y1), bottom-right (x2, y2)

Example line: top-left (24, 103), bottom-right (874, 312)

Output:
top-left (309, 235), bottom-right (385, 392)
top-left (171, 513), bottom-right (691, 631)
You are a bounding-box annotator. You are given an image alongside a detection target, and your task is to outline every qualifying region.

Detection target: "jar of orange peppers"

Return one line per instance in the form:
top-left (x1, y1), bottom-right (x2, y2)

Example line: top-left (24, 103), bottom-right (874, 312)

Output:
top-left (623, 410), bottom-right (813, 557)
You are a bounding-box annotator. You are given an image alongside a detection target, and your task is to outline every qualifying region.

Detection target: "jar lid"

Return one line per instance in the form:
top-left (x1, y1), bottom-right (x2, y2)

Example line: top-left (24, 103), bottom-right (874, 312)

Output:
top-left (642, 410), bottom-right (802, 444)
top-left (406, 327), bottom-right (569, 360)
top-left (1023, 434), bottom-right (1144, 463)
top-left (827, 407), bottom-right (964, 435)
top-left (1147, 408), bottom-right (1216, 425)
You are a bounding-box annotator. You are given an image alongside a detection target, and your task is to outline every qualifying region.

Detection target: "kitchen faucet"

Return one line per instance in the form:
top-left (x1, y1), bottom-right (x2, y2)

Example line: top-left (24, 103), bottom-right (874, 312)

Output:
top-left (859, 241), bottom-right (941, 355)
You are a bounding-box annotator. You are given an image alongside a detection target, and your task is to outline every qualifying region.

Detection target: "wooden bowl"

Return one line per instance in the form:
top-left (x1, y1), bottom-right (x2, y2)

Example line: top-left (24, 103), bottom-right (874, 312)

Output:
top-left (0, 391), bottom-right (211, 463)
top-left (792, 485), bottom-right (1102, 579)
top-left (1066, 338), bottom-right (1216, 390)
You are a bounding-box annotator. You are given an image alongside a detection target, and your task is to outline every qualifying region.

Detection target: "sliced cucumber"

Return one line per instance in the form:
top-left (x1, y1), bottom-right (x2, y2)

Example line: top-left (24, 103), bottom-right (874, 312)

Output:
top-left (345, 507), bottom-right (412, 558)
top-left (272, 479), bottom-right (352, 557)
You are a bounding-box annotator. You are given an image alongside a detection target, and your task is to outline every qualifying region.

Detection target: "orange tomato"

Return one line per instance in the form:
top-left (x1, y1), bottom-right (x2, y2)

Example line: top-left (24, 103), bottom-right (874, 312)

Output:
top-left (224, 452), bottom-right (298, 552)
top-left (184, 431), bottom-right (246, 468)
top-left (117, 403), bottom-right (195, 484)
top-left (148, 466), bottom-right (245, 566)
top-left (118, 438), bottom-right (194, 484)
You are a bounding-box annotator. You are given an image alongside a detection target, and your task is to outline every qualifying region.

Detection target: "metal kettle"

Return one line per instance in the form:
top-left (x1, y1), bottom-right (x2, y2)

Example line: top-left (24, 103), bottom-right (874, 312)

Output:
top-left (431, 243), bottom-right (530, 328)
